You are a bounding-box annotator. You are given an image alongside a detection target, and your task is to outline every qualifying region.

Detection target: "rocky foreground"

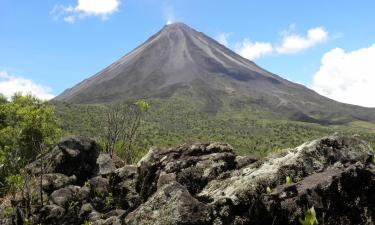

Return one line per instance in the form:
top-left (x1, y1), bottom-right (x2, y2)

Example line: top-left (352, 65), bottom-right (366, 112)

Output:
top-left (1, 135), bottom-right (374, 225)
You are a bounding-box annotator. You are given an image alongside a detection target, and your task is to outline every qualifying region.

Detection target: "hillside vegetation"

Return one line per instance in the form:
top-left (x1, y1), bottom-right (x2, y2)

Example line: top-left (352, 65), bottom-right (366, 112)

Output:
top-left (54, 95), bottom-right (375, 160)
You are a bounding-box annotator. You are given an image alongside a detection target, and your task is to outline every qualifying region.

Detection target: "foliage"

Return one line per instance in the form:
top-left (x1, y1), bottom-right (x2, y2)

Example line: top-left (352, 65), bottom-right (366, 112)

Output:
top-left (53, 96), bottom-right (375, 162)
top-left (95, 187), bottom-right (105, 198)
top-left (134, 100), bottom-right (150, 111)
top-left (68, 200), bottom-right (79, 213)
top-left (299, 206), bottom-right (318, 225)
top-left (0, 93), bottom-right (7, 104)
top-left (266, 186), bottom-right (272, 195)
top-left (105, 192), bottom-right (114, 208)
top-left (0, 94), bottom-right (61, 162)
top-left (0, 94), bottom-right (61, 195)
top-left (286, 176), bottom-right (293, 185)
top-left (100, 100), bottom-right (149, 163)
top-left (3, 206), bottom-right (14, 217)
top-left (5, 174), bottom-right (24, 197)
top-left (82, 221), bottom-right (93, 225)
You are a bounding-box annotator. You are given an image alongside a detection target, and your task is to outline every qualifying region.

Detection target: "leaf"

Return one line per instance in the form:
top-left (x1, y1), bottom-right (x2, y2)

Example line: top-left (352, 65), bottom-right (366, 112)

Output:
top-left (299, 207), bottom-right (318, 225)
top-left (286, 176), bottom-right (293, 184)
top-left (266, 186), bottom-right (272, 195)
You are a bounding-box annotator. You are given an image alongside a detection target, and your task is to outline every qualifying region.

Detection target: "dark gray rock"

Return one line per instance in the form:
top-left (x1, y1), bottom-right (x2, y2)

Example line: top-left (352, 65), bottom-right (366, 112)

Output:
top-left (50, 185), bottom-right (80, 207)
top-left (2, 135), bottom-right (375, 225)
top-left (27, 136), bottom-right (100, 184)
top-left (125, 181), bottom-right (211, 225)
top-left (103, 216), bottom-right (122, 225)
top-left (89, 177), bottom-right (109, 195)
top-left (42, 173), bottom-right (76, 192)
top-left (79, 203), bottom-right (94, 219)
top-left (77, 185), bottom-right (91, 201)
top-left (97, 154), bottom-right (125, 176)
top-left (88, 211), bottom-right (103, 223)
top-left (40, 204), bottom-right (66, 223)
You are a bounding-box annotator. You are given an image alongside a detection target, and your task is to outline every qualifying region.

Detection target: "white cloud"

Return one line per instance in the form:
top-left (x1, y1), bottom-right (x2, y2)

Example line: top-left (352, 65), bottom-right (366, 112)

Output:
top-left (235, 39), bottom-right (273, 60)
top-left (234, 25), bottom-right (328, 60)
top-left (312, 44), bottom-right (375, 107)
top-left (51, 0), bottom-right (120, 23)
top-left (0, 71), bottom-right (55, 100)
top-left (215, 32), bottom-right (231, 47)
top-left (276, 27), bottom-right (328, 54)
top-left (64, 16), bottom-right (76, 23)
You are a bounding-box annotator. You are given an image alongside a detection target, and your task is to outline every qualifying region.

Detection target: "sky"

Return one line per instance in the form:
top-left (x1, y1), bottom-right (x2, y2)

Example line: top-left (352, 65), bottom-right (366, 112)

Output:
top-left (1, 0), bottom-right (375, 107)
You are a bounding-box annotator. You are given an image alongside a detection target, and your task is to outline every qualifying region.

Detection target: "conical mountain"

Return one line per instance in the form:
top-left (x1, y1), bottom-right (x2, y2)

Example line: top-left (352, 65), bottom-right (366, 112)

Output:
top-left (55, 23), bottom-right (375, 124)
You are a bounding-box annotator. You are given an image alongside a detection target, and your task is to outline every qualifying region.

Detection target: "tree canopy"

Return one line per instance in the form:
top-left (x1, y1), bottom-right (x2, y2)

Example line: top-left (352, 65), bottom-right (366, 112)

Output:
top-left (0, 94), bottom-right (61, 177)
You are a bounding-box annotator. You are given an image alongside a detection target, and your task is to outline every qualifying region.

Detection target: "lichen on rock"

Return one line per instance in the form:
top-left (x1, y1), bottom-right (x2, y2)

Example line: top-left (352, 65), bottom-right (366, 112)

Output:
top-left (0, 134), bottom-right (374, 225)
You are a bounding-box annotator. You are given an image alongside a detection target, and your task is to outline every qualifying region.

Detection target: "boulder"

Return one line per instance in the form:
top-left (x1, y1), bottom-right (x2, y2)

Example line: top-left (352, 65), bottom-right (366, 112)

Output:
top-left (79, 203), bottom-right (94, 219)
top-left (42, 173), bottom-right (77, 192)
top-left (125, 181), bottom-right (211, 225)
top-left (39, 204), bottom-right (66, 224)
top-left (89, 177), bottom-right (110, 195)
top-left (50, 185), bottom-right (80, 207)
top-left (97, 154), bottom-right (125, 176)
top-left (27, 136), bottom-right (100, 184)
top-left (2, 134), bottom-right (375, 225)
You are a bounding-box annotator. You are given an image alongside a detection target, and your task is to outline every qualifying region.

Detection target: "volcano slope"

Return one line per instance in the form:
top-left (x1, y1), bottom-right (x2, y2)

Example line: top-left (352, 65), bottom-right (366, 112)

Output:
top-left (53, 23), bottom-right (375, 156)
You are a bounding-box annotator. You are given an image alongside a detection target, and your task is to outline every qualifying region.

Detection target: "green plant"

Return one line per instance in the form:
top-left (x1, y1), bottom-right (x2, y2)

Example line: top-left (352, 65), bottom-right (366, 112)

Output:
top-left (82, 221), bottom-right (93, 225)
top-left (68, 200), bottom-right (79, 212)
top-left (105, 192), bottom-right (114, 207)
top-left (266, 186), bottom-right (272, 195)
top-left (84, 181), bottom-right (91, 188)
top-left (299, 206), bottom-right (318, 225)
top-left (134, 100), bottom-right (150, 111)
top-left (372, 155), bottom-right (375, 165)
top-left (0, 94), bottom-right (61, 162)
top-left (0, 94), bottom-right (61, 197)
top-left (286, 176), bottom-right (293, 185)
top-left (31, 190), bottom-right (39, 204)
top-left (3, 206), bottom-right (14, 217)
top-left (5, 174), bottom-right (24, 198)
top-left (100, 100), bottom-right (150, 162)
top-left (95, 188), bottom-right (105, 198)
top-left (53, 97), bottom-right (375, 163)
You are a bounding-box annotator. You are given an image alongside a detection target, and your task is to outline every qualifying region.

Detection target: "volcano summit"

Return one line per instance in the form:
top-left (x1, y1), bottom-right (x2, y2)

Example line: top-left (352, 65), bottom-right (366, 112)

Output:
top-left (55, 23), bottom-right (375, 125)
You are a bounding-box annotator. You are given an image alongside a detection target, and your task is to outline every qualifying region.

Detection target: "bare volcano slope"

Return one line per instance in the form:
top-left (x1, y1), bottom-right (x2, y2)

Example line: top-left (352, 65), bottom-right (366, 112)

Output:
top-left (55, 23), bottom-right (375, 124)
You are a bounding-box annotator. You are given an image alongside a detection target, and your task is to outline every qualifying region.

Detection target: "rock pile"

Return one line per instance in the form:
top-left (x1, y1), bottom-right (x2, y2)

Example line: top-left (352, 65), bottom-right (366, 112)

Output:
top-left (0, 135), bottom-right (374, 225)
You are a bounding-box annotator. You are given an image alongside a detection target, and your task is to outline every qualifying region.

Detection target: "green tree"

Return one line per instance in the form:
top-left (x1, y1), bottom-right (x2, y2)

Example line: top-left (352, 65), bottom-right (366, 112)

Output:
top-left (0, 93), bottom-right (61, 195)
top-left (101, 100), bottom-right (149, 163)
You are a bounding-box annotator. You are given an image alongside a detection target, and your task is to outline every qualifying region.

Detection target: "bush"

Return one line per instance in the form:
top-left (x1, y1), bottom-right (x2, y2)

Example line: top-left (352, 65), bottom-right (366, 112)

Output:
top-left (0, 94), bottom-right (61, 195)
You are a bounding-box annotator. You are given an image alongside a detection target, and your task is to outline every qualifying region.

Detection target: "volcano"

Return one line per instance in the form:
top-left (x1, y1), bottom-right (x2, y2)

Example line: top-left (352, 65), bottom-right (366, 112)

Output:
top-left (55, 23), bottom-right (375, 124)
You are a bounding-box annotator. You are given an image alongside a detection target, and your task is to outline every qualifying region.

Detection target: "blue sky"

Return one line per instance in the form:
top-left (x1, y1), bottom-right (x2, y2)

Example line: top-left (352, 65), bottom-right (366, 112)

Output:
top-left (1, 0), bottom-right (375, 107)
